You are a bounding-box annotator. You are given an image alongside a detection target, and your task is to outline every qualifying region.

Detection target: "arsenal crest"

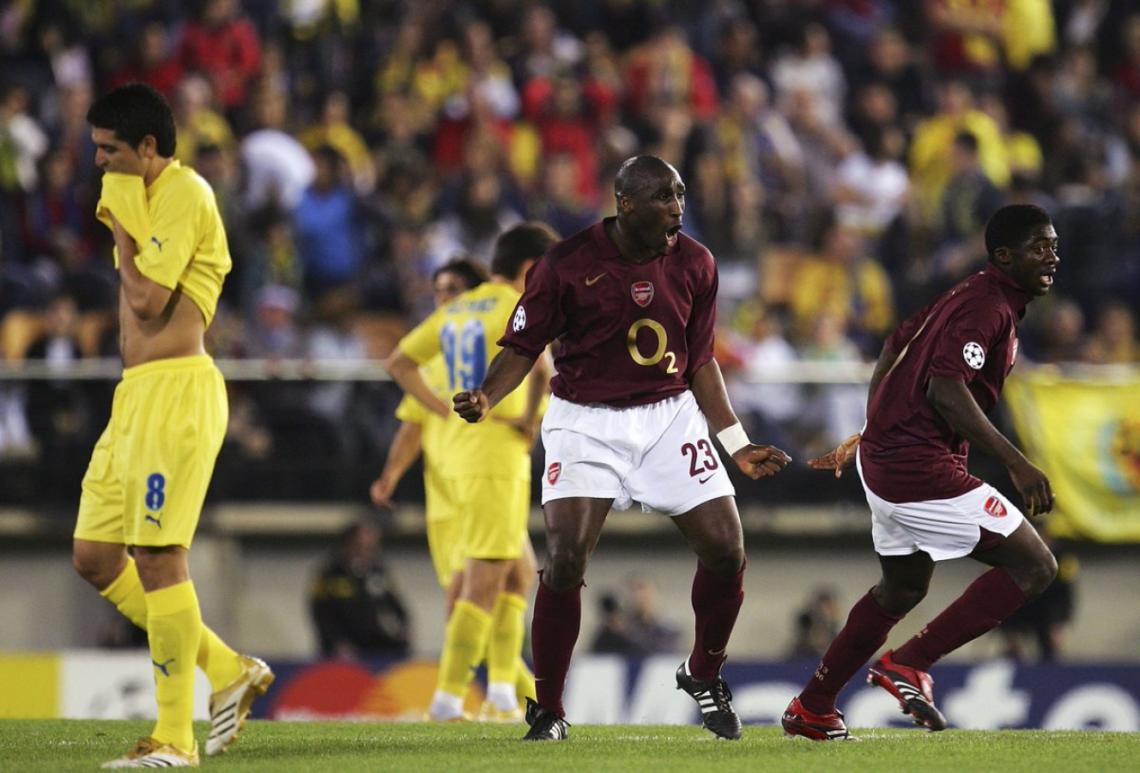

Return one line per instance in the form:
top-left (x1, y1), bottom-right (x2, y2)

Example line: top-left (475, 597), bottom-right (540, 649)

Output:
top-left (631, 281), bottom-right (654, 307)
top-left (547, 462), bottom-right (562, 485)
top-left (983, 495), bottom-right (1007, 517)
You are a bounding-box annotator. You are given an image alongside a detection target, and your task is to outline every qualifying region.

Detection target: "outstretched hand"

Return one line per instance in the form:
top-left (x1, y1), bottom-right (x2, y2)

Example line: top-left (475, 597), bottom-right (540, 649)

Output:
top-left (807, 433), bottom-right (862, 479)
top-left (733, 444), bottom-right (792, 480)
top-left (453, 389), bottom-right (490, 423)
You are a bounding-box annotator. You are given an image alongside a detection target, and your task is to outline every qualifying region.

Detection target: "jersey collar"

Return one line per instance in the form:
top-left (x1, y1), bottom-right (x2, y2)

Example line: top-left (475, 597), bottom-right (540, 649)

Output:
top-left (146, 158), bottom-right (181, 194)
top-left (981, 262), bottom-right (1033, 318)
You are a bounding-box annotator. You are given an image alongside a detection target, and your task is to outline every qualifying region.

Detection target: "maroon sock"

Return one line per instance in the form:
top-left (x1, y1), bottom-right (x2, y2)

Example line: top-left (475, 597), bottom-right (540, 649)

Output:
top-left (531, 578), bottom-right (582, 717)
top-left (687, 560), bottom-right (744, 680)
top-left (893, 567), bottom-right (1028, 671)
top-left (799, 591), bottom-right (902, 715)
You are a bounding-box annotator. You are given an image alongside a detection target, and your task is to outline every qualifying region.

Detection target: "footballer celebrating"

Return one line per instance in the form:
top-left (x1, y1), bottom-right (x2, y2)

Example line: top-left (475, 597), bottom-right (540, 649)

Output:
top-left (783, 204), bottom-right (1061, 740)
top-left (455, 155), bottom-right (791, 741)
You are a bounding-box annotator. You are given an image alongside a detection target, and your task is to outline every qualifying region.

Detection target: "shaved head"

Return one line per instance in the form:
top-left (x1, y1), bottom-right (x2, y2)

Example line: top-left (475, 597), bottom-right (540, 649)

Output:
top-left (614, 155), bottom-right (679, 199)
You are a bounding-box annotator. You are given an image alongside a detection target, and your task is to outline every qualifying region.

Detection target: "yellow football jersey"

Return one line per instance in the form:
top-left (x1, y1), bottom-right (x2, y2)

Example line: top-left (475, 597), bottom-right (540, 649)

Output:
top-left (96, 159), bottom-right (232, 325)
top-left (398, 282), bottom-right (531, 480)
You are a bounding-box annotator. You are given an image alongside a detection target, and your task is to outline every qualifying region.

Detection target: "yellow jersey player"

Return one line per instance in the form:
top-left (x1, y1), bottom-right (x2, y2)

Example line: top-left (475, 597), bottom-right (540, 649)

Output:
top-left (386, 223), bottom-right (558, 722)
top-left (371, 259), bottom-right (489, 597)
top-left (72, 84), bottom-right (272, 768)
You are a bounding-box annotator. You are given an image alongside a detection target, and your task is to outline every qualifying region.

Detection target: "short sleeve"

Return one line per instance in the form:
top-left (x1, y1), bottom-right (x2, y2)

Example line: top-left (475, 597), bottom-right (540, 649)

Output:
top-left (684, 249), bottom-right (717, 378)
top-left (927, 302), bottom-right (1007, 383)
top-left (394, 393), bottom-right (425, 424)
top-left (498, 256), bottom-right (564, 357)
top-left (132, 178), bottom-right (203, 290)
top-left (398, 309), bottom-right (443, 365)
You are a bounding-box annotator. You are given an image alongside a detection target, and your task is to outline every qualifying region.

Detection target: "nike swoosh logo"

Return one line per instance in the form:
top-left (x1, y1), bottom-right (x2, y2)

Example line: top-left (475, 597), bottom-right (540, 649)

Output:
top-left (706, 647), bottom-right (726, 657)
top-left (585, 272), bottom-right (607, 286)
top-left (698, 474), bottom-right (714, 484)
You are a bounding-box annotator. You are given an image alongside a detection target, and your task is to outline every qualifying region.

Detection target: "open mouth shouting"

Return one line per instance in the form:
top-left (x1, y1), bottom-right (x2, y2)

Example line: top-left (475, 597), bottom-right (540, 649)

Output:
top-left (665, 223), bottom-right (683, 249)
top-left (1039, 266), bottom-right (1056, 291)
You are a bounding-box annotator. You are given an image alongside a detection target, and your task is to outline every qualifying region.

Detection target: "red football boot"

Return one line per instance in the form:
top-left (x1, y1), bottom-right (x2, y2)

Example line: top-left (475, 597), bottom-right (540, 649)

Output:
top-left (781, 696), bottom-right (850, 741)
top-left (867, 650), bottom-right (948, 731)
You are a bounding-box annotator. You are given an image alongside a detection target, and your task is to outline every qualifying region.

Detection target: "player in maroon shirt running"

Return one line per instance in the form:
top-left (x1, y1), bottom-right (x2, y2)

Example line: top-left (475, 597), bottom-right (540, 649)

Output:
top-left (454, 155), bottom-right (791, 741)
top-left (782, 204), bottom-right (1060, 740)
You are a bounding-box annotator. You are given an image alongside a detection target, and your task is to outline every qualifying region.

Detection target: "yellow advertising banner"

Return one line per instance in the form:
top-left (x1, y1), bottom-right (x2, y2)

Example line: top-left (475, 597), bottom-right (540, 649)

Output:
top-left (0, 653), bottom-right (58, 718)
top-left (1005, 370), bottom-right (1140, 542)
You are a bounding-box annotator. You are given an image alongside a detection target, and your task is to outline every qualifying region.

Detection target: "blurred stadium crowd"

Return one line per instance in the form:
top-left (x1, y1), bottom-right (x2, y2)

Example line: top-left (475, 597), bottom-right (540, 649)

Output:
top-left (0, 0), bottom-right (1138, 502)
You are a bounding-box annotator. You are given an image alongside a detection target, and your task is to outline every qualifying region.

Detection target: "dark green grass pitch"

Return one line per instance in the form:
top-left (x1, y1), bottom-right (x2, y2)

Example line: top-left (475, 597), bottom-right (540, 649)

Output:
top-left (1, 721), bottom-right (1137, 772)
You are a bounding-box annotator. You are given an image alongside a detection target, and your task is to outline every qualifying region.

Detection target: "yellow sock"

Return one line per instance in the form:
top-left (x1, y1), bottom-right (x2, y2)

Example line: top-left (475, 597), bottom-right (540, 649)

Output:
top-left (488, 592), bottom-right (527, 686)
top-left (438, 600), bottom-right (491, 697)
top-left (516, 657), bottom-right (536, 703)
top-left (145, 581), bottom-right (202, 754)
top-left (101, 559), bottom-right (242, 691)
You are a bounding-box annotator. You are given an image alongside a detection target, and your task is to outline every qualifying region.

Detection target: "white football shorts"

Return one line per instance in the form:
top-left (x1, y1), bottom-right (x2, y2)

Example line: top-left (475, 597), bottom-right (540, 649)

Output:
top-left (540, 391), bottom-right (735, 516)
top-left (856, 451), bottom-right (1025, 561)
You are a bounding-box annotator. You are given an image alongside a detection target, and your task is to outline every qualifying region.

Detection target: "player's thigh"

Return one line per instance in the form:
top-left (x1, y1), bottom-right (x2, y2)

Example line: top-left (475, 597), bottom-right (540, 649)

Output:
top-left (120, 360), bottom-right (227, 548)
top-left (425, 471), bottom-right (464, 587)
top-left (672, 496), bottom-right (744, 570)
top-left (460, 477), bottom-right (530, 560)
top-left (971, 519), bottom-right (1057, 579)
top-left (890, 483), bottom-right (1026, 562)
top-left (74, 421), bottom-right (126, 545)
top-left (540, 427), bottom-right (626, 505)
top-left (426, 516), bottom-right (465, 589)
top-left (625, 393), bottom-right (734, 516)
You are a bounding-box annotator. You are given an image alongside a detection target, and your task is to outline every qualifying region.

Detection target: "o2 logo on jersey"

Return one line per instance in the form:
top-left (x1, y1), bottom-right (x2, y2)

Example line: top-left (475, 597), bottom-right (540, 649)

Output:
top-left (145, 473), bottom-right (166, 511)
top-left (631, 281), bottom-right (654, 307)
top-left (626, 318), bottom-right (679, 374)
top-left (963, 341), bottom-right (986, 370)
top-left (441, 319), bottom-right (487, 390)
top-left (547, 462), bottom-right (562, 485)
top-left (512, 304), bottom-right (527, 332)
top-left (983, 495), bottom-right (1008, 518)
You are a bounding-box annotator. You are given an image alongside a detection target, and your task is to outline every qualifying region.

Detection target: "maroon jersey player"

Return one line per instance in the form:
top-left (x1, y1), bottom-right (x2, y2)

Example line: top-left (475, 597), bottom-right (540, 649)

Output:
top-left (782, 204), bottom-right (1060, 740)
top-left (454, 156), bottom-right (791, 741)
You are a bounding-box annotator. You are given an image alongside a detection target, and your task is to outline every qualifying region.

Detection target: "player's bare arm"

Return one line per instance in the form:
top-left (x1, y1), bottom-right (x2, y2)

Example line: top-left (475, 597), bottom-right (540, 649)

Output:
top-left (386, 348), bottom-right (450, 418)
top-left (370, 420), bottom-right (423, 508)
top-left (111, 214), bottom-right (174, 320)
top-left (926, 375), bottom-right (1054, 516)
top-left (808, 338), bottom-right (900, 477)
top-left (689, 358), bottom-right (791, 480)
top-left (454, 346), bottom-right (537, 423)
top-left (109, 214), bottom-right (205, 367)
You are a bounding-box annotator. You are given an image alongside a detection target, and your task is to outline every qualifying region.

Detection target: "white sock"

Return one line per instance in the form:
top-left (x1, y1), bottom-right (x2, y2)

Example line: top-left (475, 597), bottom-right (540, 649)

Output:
top-left (429, 689), bottom-right (464, 720)
top-left (487, 681), bottom-right (518, 712)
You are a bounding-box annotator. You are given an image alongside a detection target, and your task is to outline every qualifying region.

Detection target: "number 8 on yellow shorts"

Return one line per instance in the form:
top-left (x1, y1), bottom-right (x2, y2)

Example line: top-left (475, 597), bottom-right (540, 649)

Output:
top-left (75, 355), bottom-right (228, 549)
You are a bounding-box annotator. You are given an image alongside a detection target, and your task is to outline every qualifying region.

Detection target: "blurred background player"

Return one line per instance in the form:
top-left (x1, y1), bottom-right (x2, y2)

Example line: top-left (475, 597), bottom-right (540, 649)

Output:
top-left (783, 204), bottom-right (1061, 740)
top-left (371, 257), bottom-right (489, 609)
top-left (455, 155), bottom-right (792, 742)
top-left (71, 84), bottom-right (272, 768)
top-left (385, 222), bottom-right (557, 722)
top-left (369, 256), bottom-right (539, 714)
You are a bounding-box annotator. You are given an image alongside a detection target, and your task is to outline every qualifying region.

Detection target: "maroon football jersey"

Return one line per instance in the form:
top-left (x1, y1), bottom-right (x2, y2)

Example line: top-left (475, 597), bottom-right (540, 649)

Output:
top-left (860, 264), bottom-right (1033, 503)
top-left (499, 219), bottom-right (717, 407)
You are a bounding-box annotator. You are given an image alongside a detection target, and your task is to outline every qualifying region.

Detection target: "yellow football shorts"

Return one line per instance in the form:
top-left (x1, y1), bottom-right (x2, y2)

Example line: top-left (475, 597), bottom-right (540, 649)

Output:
top-left (452, 476), bottom-right (531, 561)
top-left (75, 355), bottom-right (228, 549)
top-left (424, 469), bottom-right (464, 587)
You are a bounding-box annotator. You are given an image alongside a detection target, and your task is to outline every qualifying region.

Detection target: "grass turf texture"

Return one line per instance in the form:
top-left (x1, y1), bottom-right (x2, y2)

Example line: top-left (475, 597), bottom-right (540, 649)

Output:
top-left (1, 721), bottom-right (1137, 772)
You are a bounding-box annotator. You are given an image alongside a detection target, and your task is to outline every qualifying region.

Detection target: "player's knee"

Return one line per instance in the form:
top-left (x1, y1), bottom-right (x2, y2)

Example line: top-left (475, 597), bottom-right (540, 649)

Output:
top-left (700, 548), bottom-right (745, 580)
top-left (873, 581), bottom-right (926, 615)
top-left (72, 543), bottom-right (119, 589)
top-left (545, 548), bottom-right (588, 590)
top-left (1020, 552), bottom-right (1058, 597)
